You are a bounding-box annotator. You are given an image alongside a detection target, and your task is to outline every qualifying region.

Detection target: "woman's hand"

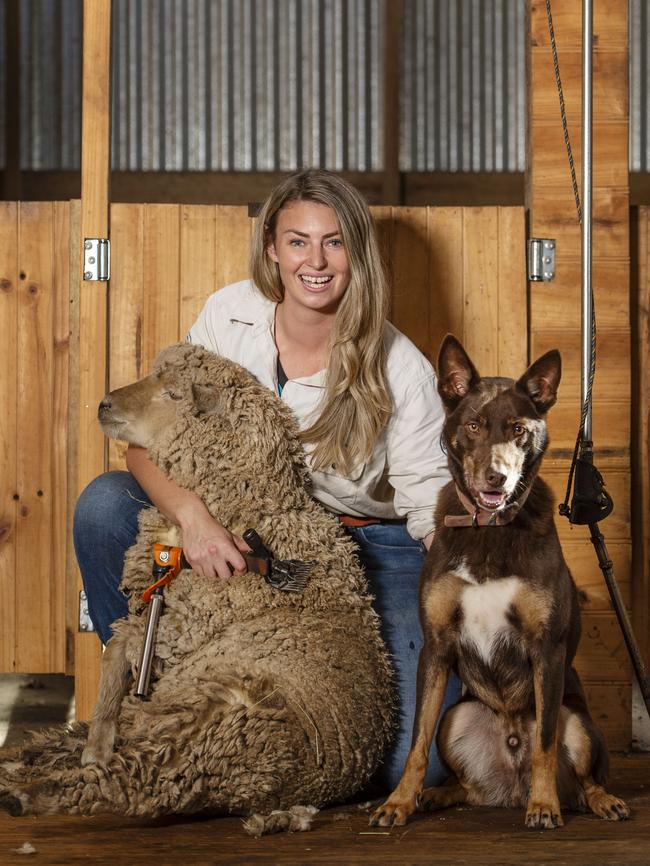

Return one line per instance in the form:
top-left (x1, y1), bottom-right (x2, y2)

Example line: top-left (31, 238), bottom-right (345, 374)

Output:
top-left (423, 530), bottom-right (435, 550)
top-left (178, 500), bottom-right (250, 580)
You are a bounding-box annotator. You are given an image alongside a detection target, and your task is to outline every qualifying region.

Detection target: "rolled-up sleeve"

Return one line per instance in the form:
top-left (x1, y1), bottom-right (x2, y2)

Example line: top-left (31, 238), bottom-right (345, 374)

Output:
top-left (386, 372), bottom-right (451, 540)
top-left (186, 295), bottom-right (221, 352)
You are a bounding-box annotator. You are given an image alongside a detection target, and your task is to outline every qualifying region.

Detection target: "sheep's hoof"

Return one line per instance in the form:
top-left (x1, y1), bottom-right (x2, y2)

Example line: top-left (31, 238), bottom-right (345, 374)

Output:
top-left (81, 744), bottom-right (112, 767)
top-left (0, 793), bottom-right (24, 817)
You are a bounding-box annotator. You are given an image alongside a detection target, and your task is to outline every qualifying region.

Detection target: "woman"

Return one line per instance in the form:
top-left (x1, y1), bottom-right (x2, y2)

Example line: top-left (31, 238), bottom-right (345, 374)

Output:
top-left (74, 169), bottom-right (460, 790)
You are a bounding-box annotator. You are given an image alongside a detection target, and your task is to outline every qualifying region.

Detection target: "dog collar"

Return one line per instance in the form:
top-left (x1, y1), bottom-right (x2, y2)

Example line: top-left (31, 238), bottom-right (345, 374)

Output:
top-left (443, 484), bottom-right (532, 528)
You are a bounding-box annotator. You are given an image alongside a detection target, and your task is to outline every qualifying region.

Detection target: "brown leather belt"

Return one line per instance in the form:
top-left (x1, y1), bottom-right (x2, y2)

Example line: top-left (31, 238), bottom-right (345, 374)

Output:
top-left (337, 515), bottom-right (406, 527)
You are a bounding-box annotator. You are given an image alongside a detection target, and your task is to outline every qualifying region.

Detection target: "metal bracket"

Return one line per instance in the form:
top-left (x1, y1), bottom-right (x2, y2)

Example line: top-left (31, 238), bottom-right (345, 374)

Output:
top-left (527, 238), bottom-right (556, 282)
top-left (78, 590), bottom-right (95, 632)
top-left (83, 238), bottom-right (110, 281)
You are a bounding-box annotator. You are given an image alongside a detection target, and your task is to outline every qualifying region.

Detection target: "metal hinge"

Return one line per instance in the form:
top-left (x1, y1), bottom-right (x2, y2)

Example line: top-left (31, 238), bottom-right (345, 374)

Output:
top-left (78, 590), bottom-right (95, 632)
top-left (527, 238), bottom-right (556, 282)
top-left (83, 238), bottom-right (110, 281)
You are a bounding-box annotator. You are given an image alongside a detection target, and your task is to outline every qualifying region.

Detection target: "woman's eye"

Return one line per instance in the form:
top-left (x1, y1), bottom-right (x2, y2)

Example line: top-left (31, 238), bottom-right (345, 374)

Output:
top-left (289, 238), bottom-right (304, 247)
top-left (327, 238), bottom-right (343, 248)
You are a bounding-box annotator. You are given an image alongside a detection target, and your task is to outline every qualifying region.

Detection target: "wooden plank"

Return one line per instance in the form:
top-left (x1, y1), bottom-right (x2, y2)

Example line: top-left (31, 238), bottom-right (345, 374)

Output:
top-left (462, 208), bottom-right (498, 373)
top-left (546, 400), bottom-right (630, 459)
top-left (563, 540), bottom-right (631, 611)
top-left (390, 208), bottom-right (430, 360)
top-left (179, 205), bottom-right (217, 339)
top-left (428, 208), bottom-right (464, 360)
top-left (369, 206), bottom-right (393, 293)
top-left (531, 49), bottom-right (628, 122)
top-left (531, 329), bottom-right (631, 405)
top-left (531, 188), bottom-right (629, 260)
top-left (15, 202), bottom-right (54, 671)
top-left (213, 206), bottom-right (253, 292)
top-left (0, 203), bottom-right (18, 671)
top-left (108, 203), bottom-right (145, 471)
top-left (142, 205), bottom-right (181, 373)
top-left (575, 612), bottom-right (632, 683)
top-left (496, 207), bottom-right (527, 377)
top-left (530, 259), bottom-right (630, 331)
top-left (51, 202), bottom-right (71, 672)
top-left (530, 0), bottom-right (628, 50)
top-left (631, 208), bottom-right (650, 665)
top-left (66, 200), bottom-right (82, 676)
top-left (583, 682), bottom-right (632, 751)
top-left (531, 121), bottom-right (629, 189)
top-left (76, 0), bottom-right (112, 719)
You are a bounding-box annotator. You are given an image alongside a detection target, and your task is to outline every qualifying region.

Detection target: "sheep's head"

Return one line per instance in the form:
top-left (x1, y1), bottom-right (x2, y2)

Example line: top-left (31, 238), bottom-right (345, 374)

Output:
top-left (97, 343), bottom-right (310, 493)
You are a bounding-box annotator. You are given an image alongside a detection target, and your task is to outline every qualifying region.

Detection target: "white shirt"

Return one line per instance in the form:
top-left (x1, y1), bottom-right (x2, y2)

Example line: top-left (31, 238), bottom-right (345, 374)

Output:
top-left (187, 280), bottom-right (451, 539)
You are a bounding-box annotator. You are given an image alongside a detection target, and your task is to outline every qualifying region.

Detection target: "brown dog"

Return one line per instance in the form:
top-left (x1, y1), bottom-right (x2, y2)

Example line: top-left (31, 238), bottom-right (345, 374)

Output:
top-left (371, 336), bottom-right (629, 830)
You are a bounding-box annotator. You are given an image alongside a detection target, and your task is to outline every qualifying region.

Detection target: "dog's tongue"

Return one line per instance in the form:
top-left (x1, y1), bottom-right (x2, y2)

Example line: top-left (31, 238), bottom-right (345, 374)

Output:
top-left (479, 491), bottom-right (505, 508)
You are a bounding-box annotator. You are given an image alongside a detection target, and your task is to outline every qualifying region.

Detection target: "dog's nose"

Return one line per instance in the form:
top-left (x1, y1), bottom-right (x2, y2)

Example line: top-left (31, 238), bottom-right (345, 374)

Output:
top-left (486, 468), bottom-right (506, 488)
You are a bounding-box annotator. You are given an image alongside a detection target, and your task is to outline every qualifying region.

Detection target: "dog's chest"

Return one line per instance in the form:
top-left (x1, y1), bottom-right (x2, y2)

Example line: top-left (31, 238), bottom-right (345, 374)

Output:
top-left (454, 567), bottom-right (522, 665)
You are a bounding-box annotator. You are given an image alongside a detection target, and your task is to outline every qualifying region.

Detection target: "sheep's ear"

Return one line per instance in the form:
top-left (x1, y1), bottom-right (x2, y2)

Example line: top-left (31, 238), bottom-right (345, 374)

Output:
top-left (437, 334), bottom-right (481, 411)
top-left (516, 349), bottom-right (561, 414)
top-left (191, 383), bottom-right (226, 416)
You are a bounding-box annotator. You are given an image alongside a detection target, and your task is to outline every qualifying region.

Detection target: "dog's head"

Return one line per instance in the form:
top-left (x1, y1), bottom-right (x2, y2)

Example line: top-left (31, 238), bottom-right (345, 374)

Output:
top-left (436, 335), bottom-right (561, 512)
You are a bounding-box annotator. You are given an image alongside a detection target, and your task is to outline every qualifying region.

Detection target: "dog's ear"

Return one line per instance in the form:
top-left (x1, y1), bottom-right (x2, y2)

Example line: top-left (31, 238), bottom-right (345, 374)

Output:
top-left (191, 383), bottom-right (227, 416)
top-left (437, 335), bottom-right (481, 410)
top-left (516, 350), bottom-right (561, 414)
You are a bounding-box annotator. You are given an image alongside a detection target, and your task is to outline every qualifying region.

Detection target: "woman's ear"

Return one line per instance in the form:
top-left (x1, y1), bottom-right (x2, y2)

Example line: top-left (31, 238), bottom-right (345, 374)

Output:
top-left (266, 241), bottom-right (279, 263)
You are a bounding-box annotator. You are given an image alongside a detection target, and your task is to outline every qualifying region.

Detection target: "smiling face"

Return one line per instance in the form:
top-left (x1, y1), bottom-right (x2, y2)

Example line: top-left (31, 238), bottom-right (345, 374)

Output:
top-left (266, 200), bottom-right (351, 316)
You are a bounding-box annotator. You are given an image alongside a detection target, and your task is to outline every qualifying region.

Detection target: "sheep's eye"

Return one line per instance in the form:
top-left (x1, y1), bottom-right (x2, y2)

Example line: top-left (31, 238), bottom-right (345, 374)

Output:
top-left (164, 389), bottom-right (183, 401)
top-left (465, 421), bottom-right (480, 434)
top-left (513, 423), bottom-right (526, 436)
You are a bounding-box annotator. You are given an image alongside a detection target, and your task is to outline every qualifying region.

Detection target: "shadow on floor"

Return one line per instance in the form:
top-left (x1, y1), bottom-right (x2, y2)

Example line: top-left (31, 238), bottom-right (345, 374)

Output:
top-left (0, 674), bottom-right (75, 748)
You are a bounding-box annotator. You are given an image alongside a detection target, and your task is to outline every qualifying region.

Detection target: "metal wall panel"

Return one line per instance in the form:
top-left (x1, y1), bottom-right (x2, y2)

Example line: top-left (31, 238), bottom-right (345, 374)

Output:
top-left (630, 0), bottom-right (649, 172)
top-left (109, 0), bottom-right (383, 171)
top-left (401, 0), bottom-right (526, 172)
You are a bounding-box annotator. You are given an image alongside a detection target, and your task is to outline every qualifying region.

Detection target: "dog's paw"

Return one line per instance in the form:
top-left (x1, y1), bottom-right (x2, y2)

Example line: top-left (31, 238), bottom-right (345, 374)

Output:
top-left (525, 800), bottom-right (564, 830)
top-left (588, 790), bottom-right (630, 821)
top-left (369, 795), bottom-right (418, 828)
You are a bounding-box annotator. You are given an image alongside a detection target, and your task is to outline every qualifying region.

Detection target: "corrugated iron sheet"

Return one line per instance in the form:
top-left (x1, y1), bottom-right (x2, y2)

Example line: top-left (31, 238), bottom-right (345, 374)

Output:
top-left (401, 0), bottom-right (526, 172)
top-left (4, 0), bottom-right (645, 175)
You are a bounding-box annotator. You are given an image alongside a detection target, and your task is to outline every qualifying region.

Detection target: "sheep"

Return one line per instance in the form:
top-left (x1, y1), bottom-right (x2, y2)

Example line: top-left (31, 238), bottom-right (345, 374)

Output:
top-left (0, 343), bottom-right (394, 829)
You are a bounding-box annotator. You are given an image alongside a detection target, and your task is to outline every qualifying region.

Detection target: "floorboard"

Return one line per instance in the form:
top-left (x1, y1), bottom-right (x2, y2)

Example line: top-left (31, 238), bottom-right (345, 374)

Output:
top-left (0, 753), bottom-right (647, 866)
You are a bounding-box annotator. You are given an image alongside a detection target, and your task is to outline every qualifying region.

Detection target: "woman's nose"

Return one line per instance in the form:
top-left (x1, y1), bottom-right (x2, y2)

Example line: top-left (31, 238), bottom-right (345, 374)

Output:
top-left (306, 243), bottom-right (326, 269)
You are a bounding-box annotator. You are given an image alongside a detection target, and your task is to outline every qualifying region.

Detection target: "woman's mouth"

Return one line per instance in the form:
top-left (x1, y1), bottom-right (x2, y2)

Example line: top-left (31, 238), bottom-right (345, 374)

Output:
top-left (299, 274), bottom-right (334, 292)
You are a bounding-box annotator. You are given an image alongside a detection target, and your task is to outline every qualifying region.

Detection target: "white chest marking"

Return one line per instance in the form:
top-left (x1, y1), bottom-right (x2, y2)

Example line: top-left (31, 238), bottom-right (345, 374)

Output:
top-left (460, 576), bottom-right (521, 664)
top-left (452, 558), bottom-right (478, 585)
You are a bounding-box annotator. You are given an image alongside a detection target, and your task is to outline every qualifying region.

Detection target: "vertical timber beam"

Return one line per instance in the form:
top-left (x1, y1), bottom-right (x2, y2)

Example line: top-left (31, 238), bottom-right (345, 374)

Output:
top-left (75, 0), bottom-right (112, 720)
top-left (528, 1), bottom-right (631, 747)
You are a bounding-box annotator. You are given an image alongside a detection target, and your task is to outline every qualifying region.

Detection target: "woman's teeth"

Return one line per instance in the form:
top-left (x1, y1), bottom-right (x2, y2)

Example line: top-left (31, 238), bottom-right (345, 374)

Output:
top-left (300, 274), bottom-right (332, 287)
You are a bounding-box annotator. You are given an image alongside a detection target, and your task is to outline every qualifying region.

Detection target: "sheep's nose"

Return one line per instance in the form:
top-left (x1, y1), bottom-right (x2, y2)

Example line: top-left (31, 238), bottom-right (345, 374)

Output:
top-left (486, 468), bottom-right (506, 488)
top-left (98, 396), bottom-right (112, 411)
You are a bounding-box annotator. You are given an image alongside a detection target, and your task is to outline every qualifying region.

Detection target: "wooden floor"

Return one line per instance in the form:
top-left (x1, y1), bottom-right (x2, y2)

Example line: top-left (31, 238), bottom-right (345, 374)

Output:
top-left (0, 753), bottom-right (647, 865)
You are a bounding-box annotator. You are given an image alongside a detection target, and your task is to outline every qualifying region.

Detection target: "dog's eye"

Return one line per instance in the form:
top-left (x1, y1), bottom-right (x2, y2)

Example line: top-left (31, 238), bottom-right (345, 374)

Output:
top-left (513, 423), bottom-right (526, 436)
top-left (465, 421), bottom-right (480, 434)
top-left (163, 389), bottom-right (183, 401)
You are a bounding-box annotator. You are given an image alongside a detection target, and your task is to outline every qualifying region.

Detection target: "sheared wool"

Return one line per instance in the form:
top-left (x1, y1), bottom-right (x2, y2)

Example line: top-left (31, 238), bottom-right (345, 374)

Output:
top-left (0, 344), bottom-right (395, 824)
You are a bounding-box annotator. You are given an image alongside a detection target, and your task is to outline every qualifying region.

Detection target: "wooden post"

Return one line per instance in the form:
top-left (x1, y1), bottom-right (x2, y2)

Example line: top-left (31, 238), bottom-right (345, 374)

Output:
top-left (528, 1), bottom-right (631, 747)
top-left (74, 0), bottom-right (112, 720)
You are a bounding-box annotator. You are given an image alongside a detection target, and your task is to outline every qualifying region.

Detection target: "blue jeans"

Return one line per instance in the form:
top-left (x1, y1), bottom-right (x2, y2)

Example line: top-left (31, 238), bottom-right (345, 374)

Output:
top-left (73, 471), bottom-right (461, 790)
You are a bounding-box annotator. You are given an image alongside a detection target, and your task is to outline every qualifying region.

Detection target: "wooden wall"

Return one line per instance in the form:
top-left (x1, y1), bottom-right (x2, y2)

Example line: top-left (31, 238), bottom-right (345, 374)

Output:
top-left (0, 198), bottom-right (636, 747)
top-left (0, 201), bottom-right (76, 675)
top-left (529, 1), bottom-right (631, 746)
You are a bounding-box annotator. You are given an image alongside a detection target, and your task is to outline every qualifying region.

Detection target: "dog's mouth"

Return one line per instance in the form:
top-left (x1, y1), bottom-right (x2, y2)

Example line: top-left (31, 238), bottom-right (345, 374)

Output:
top-left (476, 489), bottom-right (507, 510)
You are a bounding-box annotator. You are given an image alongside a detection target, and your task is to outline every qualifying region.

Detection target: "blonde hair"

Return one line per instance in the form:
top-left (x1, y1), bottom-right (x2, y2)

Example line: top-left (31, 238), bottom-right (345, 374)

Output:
top-left (250, 169), bottom-right (392, 476)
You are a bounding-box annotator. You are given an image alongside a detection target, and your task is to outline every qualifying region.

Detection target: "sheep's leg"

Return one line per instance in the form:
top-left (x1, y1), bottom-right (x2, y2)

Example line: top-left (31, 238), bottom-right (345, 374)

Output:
top-left (81, 635), bottom-right (132, 767)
